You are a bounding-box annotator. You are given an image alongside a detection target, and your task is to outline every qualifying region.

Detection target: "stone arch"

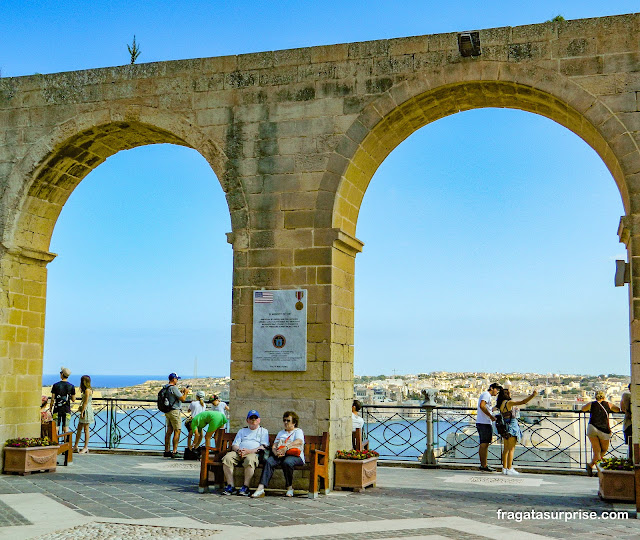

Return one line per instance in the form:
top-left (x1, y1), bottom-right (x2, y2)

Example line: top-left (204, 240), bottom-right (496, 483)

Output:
top-left (0, 105), bottom-right (243, 443)
top-left (2, 105), bottom-right (247, 255)
top-left (328, 61), bottom-right (635, 237)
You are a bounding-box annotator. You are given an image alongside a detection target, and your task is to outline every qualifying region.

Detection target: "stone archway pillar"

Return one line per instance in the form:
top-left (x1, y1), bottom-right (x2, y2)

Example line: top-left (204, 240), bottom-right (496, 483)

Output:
top-left (227, 227), bottom-right (362, 469)
top-left (0, 245), bottom-right (54, 454)
top-left (618, 216), bottom-right (640, 512)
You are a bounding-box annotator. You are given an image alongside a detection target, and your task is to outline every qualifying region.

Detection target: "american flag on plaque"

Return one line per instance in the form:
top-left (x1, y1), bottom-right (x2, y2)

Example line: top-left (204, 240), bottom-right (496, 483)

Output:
top-left (254, 291), bottom-right (274, 303)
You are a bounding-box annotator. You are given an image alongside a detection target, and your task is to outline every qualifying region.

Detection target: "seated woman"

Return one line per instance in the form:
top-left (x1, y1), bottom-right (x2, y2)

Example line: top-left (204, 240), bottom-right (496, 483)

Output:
top-left (40, 396), bottom-right (53, 424)
top-left (252, 411), bottom-right (304, 498)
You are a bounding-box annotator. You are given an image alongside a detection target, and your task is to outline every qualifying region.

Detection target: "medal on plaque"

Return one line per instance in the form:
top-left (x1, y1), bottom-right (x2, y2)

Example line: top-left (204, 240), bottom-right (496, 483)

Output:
top-left (295, 290), bottom-right (304, 311)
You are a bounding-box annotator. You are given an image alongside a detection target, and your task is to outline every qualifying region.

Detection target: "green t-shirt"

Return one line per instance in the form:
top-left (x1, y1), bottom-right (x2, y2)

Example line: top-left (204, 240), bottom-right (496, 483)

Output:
top-left (191, 411), bottom-right (226, 433)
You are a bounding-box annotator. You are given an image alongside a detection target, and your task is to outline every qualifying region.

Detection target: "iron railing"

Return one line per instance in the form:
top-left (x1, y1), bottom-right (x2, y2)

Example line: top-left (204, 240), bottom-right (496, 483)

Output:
top-left (68, 398), bottom-right (193, 450)
top-left (70, 399), bottom-right (629, 470)
top-left (362, 404), bottom-right (628, 470)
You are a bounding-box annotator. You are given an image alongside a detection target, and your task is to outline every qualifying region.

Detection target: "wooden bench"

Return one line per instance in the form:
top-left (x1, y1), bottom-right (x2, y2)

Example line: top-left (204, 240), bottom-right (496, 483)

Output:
top-left (199, 430), bottom-right (329, 498)
top-left (41, 420), bottom-right (73, 466)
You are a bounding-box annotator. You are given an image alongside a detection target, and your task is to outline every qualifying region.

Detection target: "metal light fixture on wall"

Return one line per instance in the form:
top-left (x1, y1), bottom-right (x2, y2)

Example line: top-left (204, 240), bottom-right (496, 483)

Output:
top-left (458, 32), bottom-right (481, 57)
top-left (615, 260), bottom-right (630, 287)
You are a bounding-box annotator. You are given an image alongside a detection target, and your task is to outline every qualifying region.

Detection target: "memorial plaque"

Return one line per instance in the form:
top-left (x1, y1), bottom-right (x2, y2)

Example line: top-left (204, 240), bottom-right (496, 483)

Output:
top-left (252, 289), bottom-right (307, 371)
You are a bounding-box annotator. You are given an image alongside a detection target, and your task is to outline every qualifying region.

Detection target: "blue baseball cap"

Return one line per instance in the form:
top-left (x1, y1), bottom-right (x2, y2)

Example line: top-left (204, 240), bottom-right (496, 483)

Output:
top-left (247, 409), bottom-right (260, 419)
top-left (168, 373), bottom-right (180, 380)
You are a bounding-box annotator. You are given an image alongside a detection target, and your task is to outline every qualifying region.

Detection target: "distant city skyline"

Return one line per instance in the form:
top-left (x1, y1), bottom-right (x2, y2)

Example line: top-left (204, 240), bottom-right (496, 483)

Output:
top-left (4, 1), bottom-right (636, 377)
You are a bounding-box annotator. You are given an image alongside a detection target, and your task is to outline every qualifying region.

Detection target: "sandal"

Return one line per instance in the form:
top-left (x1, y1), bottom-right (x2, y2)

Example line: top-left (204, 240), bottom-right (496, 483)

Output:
top-left (79, 448), bottom-right (89, 454)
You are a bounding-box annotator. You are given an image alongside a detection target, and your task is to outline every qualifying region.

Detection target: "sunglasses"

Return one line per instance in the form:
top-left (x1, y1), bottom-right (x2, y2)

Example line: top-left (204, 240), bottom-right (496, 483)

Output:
top-left (248, 416), bottom-right (259, 420)
top-left (283, 418), bottom-right (293, 423)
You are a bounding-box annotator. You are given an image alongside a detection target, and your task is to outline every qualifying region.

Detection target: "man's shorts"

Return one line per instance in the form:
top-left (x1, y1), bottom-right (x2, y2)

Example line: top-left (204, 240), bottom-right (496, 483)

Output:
top-left (476, 423), bottom-right (493, 444)
top-left (52, 412), bottom-right (71, 427)
top-left (222, 450), bottom-right (260, 469)
top-left (165, 409), bottom-right (182, 431)
top-left (586, 424), bottom-right (611, 440)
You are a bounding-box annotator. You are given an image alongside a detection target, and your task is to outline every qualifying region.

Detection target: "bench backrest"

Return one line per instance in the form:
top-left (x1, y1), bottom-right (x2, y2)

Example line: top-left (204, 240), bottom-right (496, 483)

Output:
top-left (212, 430), bottom-right (328, 462)
top-left (303, 433), bottom-right (328, 461)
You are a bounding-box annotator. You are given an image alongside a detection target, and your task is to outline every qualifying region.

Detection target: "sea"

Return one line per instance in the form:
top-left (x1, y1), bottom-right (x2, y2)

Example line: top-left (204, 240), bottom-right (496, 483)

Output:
top-left (41, 374), bottom-right (221, 388)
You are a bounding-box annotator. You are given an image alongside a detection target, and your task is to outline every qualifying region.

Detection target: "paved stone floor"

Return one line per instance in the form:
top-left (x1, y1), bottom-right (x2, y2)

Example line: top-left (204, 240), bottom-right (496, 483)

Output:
top-left (0, 453), bottom-right (638, 539)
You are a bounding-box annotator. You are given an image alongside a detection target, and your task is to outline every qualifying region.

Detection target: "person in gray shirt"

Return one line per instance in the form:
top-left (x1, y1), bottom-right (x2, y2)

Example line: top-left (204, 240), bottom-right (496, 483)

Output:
top-left (163, 373), bottom-right (190, 458)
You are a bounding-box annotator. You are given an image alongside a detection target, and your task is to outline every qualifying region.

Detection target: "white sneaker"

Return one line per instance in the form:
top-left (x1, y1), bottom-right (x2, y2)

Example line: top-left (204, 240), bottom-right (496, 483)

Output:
top-left (285, 488), bottom-right (294, 497)
top-left (251, 487), bottom-right (265, 498)
top-left (509, 468), bottom-right (520, 475)
top-left (504, 468), bottom-right (515, 476)
top-left (502, 468), bottom-right (508, 475)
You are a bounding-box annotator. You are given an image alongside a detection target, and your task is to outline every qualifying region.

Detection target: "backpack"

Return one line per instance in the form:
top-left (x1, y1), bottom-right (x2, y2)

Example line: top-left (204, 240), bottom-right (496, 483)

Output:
top-left (53, 382), bottom-right (72, 411)
top-left (157, 385), bottom-right (173, 413)
top-left (54, 393), bottom-right (69, 410)
top-left (494, 414), bottom-right (508, 437)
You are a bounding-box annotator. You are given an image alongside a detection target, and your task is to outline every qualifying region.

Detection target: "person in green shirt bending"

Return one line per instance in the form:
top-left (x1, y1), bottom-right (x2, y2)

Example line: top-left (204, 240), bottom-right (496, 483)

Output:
top-left (191, 410), bottom-right (227, 449)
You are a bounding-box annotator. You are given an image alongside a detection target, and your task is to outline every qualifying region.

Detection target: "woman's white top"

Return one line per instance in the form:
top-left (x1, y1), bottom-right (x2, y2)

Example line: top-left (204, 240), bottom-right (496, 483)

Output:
top-left (189, 401), bottom-right (206, 417)
top-left (274, 428), bottom-right (305, 464)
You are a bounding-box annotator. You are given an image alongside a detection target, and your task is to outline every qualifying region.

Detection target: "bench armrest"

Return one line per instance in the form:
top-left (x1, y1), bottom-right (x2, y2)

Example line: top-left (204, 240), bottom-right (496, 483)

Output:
top-left (310, 449), bottom-right (327, 467)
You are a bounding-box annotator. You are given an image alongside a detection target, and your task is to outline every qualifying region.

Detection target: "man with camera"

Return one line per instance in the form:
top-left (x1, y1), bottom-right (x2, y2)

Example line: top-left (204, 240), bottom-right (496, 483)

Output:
top-left (220, 410), bottom-right (269, 496)
top-left (163, 372), bottom-right (190, 458)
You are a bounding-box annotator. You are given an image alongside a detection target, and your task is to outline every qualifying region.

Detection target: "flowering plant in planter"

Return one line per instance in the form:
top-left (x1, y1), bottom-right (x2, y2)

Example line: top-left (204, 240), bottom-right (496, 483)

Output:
top-left (335, 449), bottom-right (379, 460)
top-left (5, 437), bottom-right (56, 448)
top-left (599, 457), bottom-right (633, 471)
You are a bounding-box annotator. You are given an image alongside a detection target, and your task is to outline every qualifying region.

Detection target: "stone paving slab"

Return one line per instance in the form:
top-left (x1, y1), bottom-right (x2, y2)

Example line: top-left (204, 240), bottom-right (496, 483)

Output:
top-left (0, 454), bottom-right (638, 539)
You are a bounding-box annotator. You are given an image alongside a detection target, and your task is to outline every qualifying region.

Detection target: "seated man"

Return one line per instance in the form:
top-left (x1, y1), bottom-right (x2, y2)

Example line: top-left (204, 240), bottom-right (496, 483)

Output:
top-left (352, 399), bottom-right (365, 431)
top-left (221, 409), bottom-right (269, 496)
top-left (191, 410), bottom-right (227, 450)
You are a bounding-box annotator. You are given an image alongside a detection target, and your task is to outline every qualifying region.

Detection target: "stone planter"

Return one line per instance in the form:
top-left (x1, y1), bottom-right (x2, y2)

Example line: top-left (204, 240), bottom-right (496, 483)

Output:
top-left (334, 457), bottom-right (377, 492)
top-left (596, 463), bottom-right (635, 502)
top-left (3, 445), bottom-right (59, 475)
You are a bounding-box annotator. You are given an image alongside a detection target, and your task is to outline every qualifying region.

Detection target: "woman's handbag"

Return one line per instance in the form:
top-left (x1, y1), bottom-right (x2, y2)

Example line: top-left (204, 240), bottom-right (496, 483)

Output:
top-left (494, 414), bottom-right (508, 437)
top-left (257, 447), bottom-right (271, 464)
top-left (277, 431), bottom-right (301, 457)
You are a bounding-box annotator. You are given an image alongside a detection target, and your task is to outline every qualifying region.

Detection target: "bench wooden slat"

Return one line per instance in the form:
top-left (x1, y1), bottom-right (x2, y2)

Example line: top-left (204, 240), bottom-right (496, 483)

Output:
top-left (352, 427), bottom-right (369, 451)
top-left (41, 420), bottom-right (73, 466)
top-left (199, 430), bottom-right (329, 498)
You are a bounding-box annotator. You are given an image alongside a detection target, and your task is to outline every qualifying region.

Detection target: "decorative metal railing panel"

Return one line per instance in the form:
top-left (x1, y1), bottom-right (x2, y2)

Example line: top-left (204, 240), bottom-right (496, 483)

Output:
top-left (68, 399), bottom-right (191, 450)
top-left (362, 404), bottom-right (628, 470)
top-left (68, 399), bottom-right (629, 469)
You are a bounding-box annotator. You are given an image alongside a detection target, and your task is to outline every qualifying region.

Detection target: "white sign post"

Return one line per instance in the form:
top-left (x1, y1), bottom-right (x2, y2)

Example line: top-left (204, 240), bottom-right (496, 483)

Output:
top-left (252, 289), bottom-right (307, 371)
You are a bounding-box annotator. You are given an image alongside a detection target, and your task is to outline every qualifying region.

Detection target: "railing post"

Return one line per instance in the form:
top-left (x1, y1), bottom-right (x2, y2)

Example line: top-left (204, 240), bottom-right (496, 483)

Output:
top-left (108, 399), bottom-right (115, 449)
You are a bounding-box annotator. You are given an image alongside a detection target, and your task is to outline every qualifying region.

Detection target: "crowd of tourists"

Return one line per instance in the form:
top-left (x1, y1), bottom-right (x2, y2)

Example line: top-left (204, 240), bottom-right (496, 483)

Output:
top-left (46, 366), bottom-right (632, 485)
top-left (475, 382), bottom-right (633, 476)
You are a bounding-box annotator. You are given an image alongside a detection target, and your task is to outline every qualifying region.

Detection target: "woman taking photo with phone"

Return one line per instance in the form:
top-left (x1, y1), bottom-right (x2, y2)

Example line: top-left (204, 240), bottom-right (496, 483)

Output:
top-left (497, 387), bottom-right (537, 475)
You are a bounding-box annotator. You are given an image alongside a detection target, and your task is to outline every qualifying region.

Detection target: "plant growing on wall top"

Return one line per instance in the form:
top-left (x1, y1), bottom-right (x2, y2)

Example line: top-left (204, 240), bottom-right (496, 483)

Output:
top-left (127, 35), bottom-right (141, 64)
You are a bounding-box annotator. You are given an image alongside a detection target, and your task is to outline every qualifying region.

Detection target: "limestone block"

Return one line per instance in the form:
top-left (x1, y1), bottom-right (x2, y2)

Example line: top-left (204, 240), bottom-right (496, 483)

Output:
top-left (231, 324), bottom-right (246, 343)
top-left (284, 210), bottom-right (315, 229)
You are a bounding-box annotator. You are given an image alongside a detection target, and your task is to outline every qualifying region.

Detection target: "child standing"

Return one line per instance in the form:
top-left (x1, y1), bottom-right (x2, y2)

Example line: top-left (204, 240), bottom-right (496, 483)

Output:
top-left (211, 394), bottom-right (230, 432)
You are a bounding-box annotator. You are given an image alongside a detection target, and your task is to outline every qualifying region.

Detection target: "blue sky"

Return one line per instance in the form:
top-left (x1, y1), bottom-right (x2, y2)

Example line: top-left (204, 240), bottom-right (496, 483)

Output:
top-left (3, 1), bottom-right (637, 377)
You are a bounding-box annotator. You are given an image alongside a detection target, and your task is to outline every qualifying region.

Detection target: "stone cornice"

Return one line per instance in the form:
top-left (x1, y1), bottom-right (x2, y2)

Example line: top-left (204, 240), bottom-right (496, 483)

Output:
top-left (0, 242), bottom-right (57, 263)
